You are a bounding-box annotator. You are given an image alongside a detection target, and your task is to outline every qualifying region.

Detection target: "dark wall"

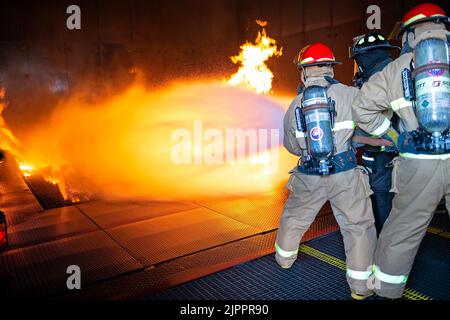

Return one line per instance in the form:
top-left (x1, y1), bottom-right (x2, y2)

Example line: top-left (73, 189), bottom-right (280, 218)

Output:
top-left (0, 0), bottom-right (448, 132)
top-left (255, 0), bottom-right (449, 93)
top-left (0, 0), bottom-right (240, 131)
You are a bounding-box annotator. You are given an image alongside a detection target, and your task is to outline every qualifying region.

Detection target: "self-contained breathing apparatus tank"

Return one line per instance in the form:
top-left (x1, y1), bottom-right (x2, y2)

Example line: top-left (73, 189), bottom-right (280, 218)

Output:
top-left (403, 38), bottom-right (450, 153)
top-left (295, 85), bottom-right (336, 175)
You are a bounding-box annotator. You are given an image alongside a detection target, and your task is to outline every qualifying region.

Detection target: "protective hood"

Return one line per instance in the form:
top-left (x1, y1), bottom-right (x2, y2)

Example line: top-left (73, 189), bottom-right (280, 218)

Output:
top-left (355, 48), bottom-right (393, 79)
top-left (401, 22), bottom-right (448, 54)
top-left (301, 66), bottom-right (335, 88)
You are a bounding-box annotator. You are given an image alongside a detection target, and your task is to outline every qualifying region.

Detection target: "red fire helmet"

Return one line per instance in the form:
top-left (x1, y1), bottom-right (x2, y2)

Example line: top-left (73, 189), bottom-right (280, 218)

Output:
top-left (400, 2), bottom-right (449, 35)
top-left (294, 42), bottom-right (342, 68)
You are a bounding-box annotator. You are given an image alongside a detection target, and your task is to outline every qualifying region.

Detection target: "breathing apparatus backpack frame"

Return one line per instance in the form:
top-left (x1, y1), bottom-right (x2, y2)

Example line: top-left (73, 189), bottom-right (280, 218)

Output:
top-left (401, 38), bottom-right (450, 154)
top-left (294, 85), bottom-right (357, 176)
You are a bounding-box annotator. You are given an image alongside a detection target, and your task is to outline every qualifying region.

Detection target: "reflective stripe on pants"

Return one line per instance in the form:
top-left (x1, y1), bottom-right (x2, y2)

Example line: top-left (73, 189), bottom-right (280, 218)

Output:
top-left (275, 243), bottom-right (298, 258)
top-left (374, 158), bottom-right (450, 298)
top-left (347, 267), bottom-right (373, 281)
top-left (373, 265), bottom-right (408, 284)
top-left (275, 169), bottom-right (377, 294)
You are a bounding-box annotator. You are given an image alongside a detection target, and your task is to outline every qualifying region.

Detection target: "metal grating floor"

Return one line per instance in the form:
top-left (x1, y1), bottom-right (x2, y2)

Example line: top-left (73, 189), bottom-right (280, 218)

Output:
top-left (0, 153), bottom-right (70, 211)
top-left (0, 185), bottom-right (339, 299)
top-left (23, 174), bottom-right (71, 210)
top-left (0, 230), bottom-right (143, 298)
top-left (6, 206), bottom-right (100, 249)
top-left (1, 147), bottom-right (447, 300)
top-left (196, 190), bottom-right (290, 232)
top-left (298, 224), bottom-right (450, 300)
top-left (409, 234), bottom-right (450, 300)
top-left (106, 207), bottom-right (262, 266)
top-left (147, 237), bottom-right (352, 300)
top-left (58, 217), bottom-right (338, 300)
top-left (76, 200), bottom-right (200, 229)
top-left (1, 151), bottom-right (340, 299)
top-left (0, 190), bottom-right (43, 226)
top-left (46, 201), bottom-right (337, 299)
top-left (148, 213), bottom-right (450, 301)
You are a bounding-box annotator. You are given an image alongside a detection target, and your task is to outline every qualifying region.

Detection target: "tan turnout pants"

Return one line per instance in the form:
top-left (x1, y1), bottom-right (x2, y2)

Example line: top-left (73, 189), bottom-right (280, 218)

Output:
top-left (275, 167), bottom-right (377, 294)
top-left (373, 157), bottom-right (450, 299)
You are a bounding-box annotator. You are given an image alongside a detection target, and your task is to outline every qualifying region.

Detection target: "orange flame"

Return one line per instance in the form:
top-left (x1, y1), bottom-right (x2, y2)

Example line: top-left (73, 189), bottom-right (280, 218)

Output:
top-left (0, 87), bottom-right (72, 199)
top-left (18, 161), bottom-right (34, 177)
top-left (256, 20), bottom-right (268, 27)
top-left (0, 87), bottom-right (21, 159)
top-left (227, 20), bottom-right (282, 94)
top-left (0, 22), bottom-right (295, 202)
top-left (16, 82), bottom-right (292, 201)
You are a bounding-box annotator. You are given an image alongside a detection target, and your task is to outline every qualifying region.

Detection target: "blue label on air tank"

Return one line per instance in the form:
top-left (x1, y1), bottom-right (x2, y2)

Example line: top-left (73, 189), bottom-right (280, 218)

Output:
top-left (427, 68), bottom-right (445, 77)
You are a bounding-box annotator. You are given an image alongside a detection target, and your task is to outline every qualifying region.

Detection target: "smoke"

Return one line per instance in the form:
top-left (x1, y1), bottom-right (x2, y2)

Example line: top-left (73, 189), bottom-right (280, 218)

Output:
top-left (15, 81), bottom-right (295, 201)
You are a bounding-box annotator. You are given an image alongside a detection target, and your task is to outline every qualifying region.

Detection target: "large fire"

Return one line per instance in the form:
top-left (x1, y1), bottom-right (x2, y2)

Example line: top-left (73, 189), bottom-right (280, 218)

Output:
top-left (227, 20), bottom-right (283, 94)
top-left (1, 21), bottom-right (295, 202)
top-left (16, 82), bottom-right (291, 201)
top-left (0, 88), bottom-right (21, 160)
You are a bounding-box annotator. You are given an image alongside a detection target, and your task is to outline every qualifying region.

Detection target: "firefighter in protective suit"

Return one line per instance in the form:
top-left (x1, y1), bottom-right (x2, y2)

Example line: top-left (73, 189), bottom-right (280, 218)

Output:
top-left (350, 33), bottom-right (400, 234)
top-left (275, 43), bottom-right (377, 300)
top-left (353, 3), bottom-right (450, 299)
